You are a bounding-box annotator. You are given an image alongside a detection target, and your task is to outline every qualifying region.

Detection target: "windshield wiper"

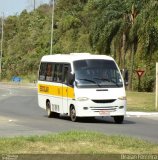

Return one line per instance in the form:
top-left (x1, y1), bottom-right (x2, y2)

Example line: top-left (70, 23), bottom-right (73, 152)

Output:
top-left (78, 78), bottom-right (101, 87)
top-left (93, 77), bottom-right (110, 82)
top-left (93, 77), bottom-right (120, 87)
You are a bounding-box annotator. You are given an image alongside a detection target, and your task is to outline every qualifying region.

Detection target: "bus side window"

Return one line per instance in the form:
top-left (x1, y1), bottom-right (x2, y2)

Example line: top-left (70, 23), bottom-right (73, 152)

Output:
top-left (63, 66), bottom-right (69, 84)
top-left (57, 64), bottom-right (63, 82)
top-left (63, 64), bottom-right (73, 85)
top-left (53, 64), bottom-right (63, 82)
top-left (53, 64), bottom-right (58, 82)
top-left (39, 62), bottom-right (47, 81)
top-left (46, 63), bottom-right (53, 81)
top-left (52, 63), bottom-right (55, 81)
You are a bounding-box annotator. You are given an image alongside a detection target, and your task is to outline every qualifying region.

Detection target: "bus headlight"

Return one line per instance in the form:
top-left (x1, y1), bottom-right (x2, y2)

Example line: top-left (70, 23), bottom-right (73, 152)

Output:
top-left (77, 97), bottom-right (89, 101)
top-left (118, 96), bottom-right (126, 100)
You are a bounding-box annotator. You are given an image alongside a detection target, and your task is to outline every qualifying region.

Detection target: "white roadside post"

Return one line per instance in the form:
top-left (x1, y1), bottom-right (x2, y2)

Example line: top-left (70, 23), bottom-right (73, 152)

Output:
top-left (156, 63), bottom-right (158, 110)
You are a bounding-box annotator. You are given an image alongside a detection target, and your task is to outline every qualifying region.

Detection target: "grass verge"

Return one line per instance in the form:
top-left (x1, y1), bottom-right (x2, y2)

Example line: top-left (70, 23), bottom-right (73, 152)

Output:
top-left (127, 91), bottom-right (156, 112)
top-left (0, 131), bottom-right (157, 154)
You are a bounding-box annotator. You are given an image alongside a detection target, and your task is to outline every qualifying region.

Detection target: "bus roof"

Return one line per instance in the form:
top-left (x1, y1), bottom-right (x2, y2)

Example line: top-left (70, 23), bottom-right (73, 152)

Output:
top-left (41, 53), bottom-right (114, 63)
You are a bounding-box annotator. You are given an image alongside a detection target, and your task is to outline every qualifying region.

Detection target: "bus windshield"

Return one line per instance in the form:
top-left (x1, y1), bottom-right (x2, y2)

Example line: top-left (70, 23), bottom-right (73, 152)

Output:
top-left (73, 59), bottom-right (123, 88)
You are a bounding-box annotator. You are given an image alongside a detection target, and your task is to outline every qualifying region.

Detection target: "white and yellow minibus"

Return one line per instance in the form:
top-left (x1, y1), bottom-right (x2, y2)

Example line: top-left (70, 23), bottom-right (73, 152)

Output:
top-left (38, 53), bottom-right (126, 123)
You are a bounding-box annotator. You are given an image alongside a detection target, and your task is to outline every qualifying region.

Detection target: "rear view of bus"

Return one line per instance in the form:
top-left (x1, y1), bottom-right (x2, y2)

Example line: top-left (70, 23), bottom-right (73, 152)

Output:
top-left (38, 53), bottom-right (126, 124)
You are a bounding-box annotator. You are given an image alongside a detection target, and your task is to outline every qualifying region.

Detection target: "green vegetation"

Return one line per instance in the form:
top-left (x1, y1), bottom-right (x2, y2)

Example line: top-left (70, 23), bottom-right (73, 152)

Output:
top-left (1, 0), bottom-right (158, 91)
top-left (127, 91), bottom-right (156, 111)
top-left (0, 131), bottom-right (157, 154)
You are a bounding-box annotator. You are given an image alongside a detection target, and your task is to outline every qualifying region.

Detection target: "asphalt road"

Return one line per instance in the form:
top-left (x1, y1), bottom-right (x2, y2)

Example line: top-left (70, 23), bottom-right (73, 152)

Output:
top-left (0, 83), bottom-right (158, 143)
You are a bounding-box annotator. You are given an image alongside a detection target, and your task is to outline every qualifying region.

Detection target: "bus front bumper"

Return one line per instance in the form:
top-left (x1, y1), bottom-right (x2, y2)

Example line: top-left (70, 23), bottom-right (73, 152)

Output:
top-left (74, 99), bottom-right (126, 117)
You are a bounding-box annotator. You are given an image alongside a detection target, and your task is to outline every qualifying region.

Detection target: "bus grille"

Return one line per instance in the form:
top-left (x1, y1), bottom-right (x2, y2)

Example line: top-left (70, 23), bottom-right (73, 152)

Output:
top-left (92, 99), bottom-right (116, 103)
top-left (90, 106), bottom-right (117, 112)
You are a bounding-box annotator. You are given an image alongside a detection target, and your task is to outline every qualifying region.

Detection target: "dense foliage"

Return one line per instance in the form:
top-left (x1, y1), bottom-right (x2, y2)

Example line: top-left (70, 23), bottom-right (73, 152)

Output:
top-left (1, 0), bottom-right (158, 91)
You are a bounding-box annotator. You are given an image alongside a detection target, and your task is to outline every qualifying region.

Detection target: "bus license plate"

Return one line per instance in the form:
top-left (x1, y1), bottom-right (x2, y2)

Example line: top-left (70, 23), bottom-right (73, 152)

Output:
top-left (99, 110), bottom-right (110, 116)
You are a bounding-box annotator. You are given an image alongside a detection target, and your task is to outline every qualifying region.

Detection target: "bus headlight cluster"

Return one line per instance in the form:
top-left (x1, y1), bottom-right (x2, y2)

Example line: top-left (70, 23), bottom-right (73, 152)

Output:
top-left (118, 96), bottom-right (126, 100)
top-left (77, 97), bottom-right (89, 101)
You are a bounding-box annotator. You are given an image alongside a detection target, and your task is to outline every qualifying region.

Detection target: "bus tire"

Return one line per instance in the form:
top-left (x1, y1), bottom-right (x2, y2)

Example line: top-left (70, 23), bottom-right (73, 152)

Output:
top-left (53, 112), bottom-right (60, 118)
top-left (70, 106), bottom-right (78, 122)
top-left (46, 101), bottom-right (53, 118)
top-left (113, 116), bottom-right (124, 124)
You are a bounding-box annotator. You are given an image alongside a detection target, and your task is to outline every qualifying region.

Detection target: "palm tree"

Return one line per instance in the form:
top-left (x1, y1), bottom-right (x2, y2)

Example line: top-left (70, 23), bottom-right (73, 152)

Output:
top-left (128, 0), bottom-right (158, 89)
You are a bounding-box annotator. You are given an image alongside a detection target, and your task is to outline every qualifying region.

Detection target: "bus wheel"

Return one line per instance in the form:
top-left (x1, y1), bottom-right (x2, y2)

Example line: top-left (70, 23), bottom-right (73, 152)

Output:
top-left (113, 116), bottom-right (124, 124)
top-left (46, 101), bottom-right (53, 118)
top-left (53, 112), bottom-right (60, 118)
top-left (70, 106), bottom-right (78, 122)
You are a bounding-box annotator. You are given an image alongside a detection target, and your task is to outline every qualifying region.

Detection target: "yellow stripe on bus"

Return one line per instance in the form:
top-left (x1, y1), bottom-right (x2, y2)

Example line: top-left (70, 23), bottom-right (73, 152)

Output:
top-left (38, 84), bottom-right (75, 99)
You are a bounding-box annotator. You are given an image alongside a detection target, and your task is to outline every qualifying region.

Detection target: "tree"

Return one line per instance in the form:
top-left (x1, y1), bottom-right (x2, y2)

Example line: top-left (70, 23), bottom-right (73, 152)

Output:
top-left (1, 0), bottom-right (158, 91)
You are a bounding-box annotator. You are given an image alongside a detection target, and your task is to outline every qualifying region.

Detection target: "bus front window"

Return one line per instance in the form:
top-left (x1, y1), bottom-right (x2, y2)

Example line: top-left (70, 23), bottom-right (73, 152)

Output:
top-left (73, 59), bottom-right (123, 88)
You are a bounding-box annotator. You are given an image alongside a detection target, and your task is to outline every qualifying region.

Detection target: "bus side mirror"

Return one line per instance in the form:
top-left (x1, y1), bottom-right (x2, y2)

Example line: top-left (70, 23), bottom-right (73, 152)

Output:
top-left (121, 69), bottom-right (129, 86)
top-left (68, 73), bottom-right (75, 86)
top-left (124, 70), bottom-right (129, 86)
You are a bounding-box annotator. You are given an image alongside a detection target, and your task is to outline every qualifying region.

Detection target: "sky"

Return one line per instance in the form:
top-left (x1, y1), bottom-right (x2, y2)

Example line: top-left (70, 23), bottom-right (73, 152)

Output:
top-left (0, 0), bottom-right (50, 17)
